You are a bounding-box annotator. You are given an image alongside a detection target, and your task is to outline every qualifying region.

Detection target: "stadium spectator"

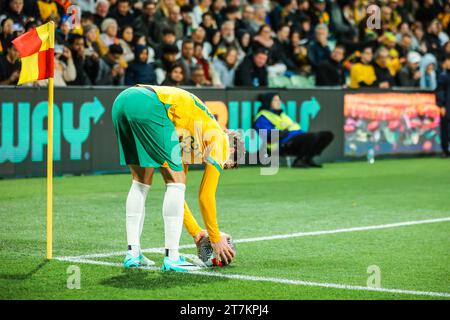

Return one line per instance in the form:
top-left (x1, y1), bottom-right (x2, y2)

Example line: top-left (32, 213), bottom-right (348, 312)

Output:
top-left (237, 30), bottom-right (252, 56)
top-left (424, 19), bottom-right (444, 62)
top-left (180, 4), bottom-right (195, 36)
top-left (254, 92), bottom-right (334, 168)
top-left (0, 0), bottom-right (27, 30)
top-left (215, 20), bottom-right (241, 58)
top-left (67, 34), bottom-right (98, 86)
top-left (308, 0), bottom-right (330, 29)
top-left (374, 47), bottom-right (396, 88)
top-left (177, 38), bottom-right (196, 84)
top-left (157, 5), bottom-right (184, 41)
top-left (154, 28), bottom-right (177, 60)
top-left (315, 44), bottom-right (346, 86)
top-left (194, 41), bottom-right (218, 86)
top-left (55, 18), bottom-right (71, 46)
top-left (241, 4), bottom-right (259, 35)
top-left (253, 5), bottom-right (268, 31)
top-left (416, 0), bottom-right (442, 26)
top-left (420, 53), bottom-right (438, 90)
top-left (84, 24), bottom-right (106, 57)
top-left (211, 0), bottom-right (226, 27)
top-left (154, 44), bottom-right (179, 84)
top-left (193, 0), bottom-right (212, 27)
top-left (350, 46), bottom-right (376, 88)
top-left (191, 26), bottom-right (212, 57)
top-left (125, 44), bottom-right (156, 85)
top-left (133, 0), bottom-right (158, 47)
top-left (200, 11), bottom-right (217, 43)
top-left (288, 28), bottom-right (310, 74)
top-left (397, 51), bottom-right (422, 87)
top-left (94, 0), bottom-right (110, 28)
top-left (52, 45), bottom-right (76, 87)
top-left (0, 17), bottom-right (15, 53)
top-left (108, 0), bottom-right (135, 29)
top-left (328, 0), bottom-right (357, 45)
top-left (161, 63), bottom-right (184, 86)
top-left (213, 46), bottom-right (238, 87)
top-left (96, 43), bottom-right (126, 85)
top-left (269, 0), bottom-right (296, 33)
top-left (307, 24), bottom-right (331, 70)
top-left (119, 25), bottom-right (135, 63)
top-left (185, 65), bottom-right (211, 87)
top-left (437, 53), bottom-right (450, 157)
top-left (100, 18), bottom-right (119, 47)
top-left (234, 48), bottom-right (268, 87)
top-left (0, 42), bottom-right (20, 85)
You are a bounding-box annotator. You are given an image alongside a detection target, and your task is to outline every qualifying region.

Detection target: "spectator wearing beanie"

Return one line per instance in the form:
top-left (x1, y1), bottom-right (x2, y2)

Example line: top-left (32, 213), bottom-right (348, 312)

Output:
top-left (125, 44), bottom-right (157, 85)
top-left (397, 51), bottom-right (422, 87)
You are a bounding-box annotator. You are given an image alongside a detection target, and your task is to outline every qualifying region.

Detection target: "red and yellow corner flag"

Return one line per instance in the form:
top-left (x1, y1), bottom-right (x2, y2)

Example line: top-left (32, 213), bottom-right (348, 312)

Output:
top-left (12, 21), bottom-right (55, 85)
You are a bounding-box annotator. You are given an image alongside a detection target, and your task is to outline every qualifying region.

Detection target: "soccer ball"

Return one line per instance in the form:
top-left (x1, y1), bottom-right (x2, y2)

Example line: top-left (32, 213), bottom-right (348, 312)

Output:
top-left (197, 235), bottom-right (236, 267)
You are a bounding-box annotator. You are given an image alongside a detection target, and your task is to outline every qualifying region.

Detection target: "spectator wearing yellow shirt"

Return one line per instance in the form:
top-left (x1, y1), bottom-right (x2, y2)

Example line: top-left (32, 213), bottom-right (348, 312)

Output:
top-left (350, 46), bottom-right (376, 88)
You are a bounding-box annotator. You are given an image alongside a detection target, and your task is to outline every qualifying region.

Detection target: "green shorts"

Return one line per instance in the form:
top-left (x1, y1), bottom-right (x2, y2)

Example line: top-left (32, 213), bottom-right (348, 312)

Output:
top-left (111, 86), bottom-right (183, 171)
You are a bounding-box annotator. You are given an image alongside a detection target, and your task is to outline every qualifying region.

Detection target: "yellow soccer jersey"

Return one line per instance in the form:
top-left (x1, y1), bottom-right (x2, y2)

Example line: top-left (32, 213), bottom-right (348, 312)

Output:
top-left (142, 85), bottom-right (229, 171)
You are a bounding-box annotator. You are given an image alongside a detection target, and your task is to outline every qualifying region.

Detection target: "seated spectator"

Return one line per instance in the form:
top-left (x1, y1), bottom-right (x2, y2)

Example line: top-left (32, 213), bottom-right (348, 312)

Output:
top-left (254, 92), bottom-right (334, 168)
top-left (211, 0), bottom-right (226, 27)
top-left (194, 42), bottom-right (218, 86)
top-left (161, 63), bottom-right (184, 86)
top-left (0, 18), bottom-right (15, 54)
top-left (180, 4), bottom-right (196, 35)
top-left (269, 0), bottom-right (296, 32)
top-left (420, 53), bottom-right (438, 90)
top-left (241, 5), bottom-right (259, 35)
top-left (397, 51), bottom-right (421, 87)
top-left (100, 18), bottom-right (120, 48)
top-left (108, 0), bottom-right (135, 29)
top-left (396, 33), bottom-right (413, 65)
top-left (53, 45), bottom-right (76, 86)
top-left (84, 24), bottom-right (106, 57)
top-left (125, 44), bottom-right (156, 85)
top-left (154, 28), bottom-right (177, 60)
top-left (55, 17), bottom-right (71, 46)
top-left (1, 0), bottom-right (28, 31)
top-left (252, 24), bottom-right (276, 64)
top-left (437, 53), bottom-right (450, 157)
top-left (273, 24), bottom-right (298, 72)
top-left (215, 20), bottom-right (241, 58)
top-left (193, 0), bottom-right (212, 27)
top-left (234, 48), bottom-right (269, 87)
top-left (119, 25), bottom-right (135, 63)
top-left (154, 44), bottom-right (179, 84)
top-left (382, 32), bottom-right (401, 76)
top-left (213, 46), bottom-right (238, 87)
top-left (350, 46), bottom-right (376, 88)
top-left (191, 26), bottom-right (212, 57)
top-left (308, 0), bottom-right (330, 29)
top-left (185, 65), bottom-right (211, 87)
top-left (96, 43), bottom-right (126, 85)
top-left (156, 5), bottom-right (184, 41)
top-left (200, 11), bottom-right (217, 43)
top-left (315, 45), bottom-right (346, 86)
top-left (133, 0), bottom-right (158, 47)
top-left (253, 5), bottom-right (267, 32)
top-left (94, 0), bottom-right (110, 28)
top-left (0, 42), bottom-right (20, 85)
top-left (177, 38), bottom-right (196, 84)
top-left (67, 34), bottom-right (98, 85)
top-left (424, 19), bottom-right (444, 62)
top-left (374, 47), bottom-right (396, 88)
top-left (307, 24), bottom-right (331, 70)
top-left (237, 30), bottom-right (252, 57)
top-left (289, 28), bottom-right (310, 74)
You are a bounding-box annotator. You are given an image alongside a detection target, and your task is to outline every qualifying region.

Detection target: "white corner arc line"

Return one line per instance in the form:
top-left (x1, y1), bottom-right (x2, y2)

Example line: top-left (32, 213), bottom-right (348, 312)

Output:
top-left (54, 256), bottom-right (450, 298)
top-left (59, 216), bottom-right (450, 260)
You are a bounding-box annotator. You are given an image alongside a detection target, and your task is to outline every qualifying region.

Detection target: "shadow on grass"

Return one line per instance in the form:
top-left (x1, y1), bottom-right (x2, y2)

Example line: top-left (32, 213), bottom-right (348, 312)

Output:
top-left (100, 269), bottom-right (228, 290)
top-left (0, 259), bottom-right (48, 280)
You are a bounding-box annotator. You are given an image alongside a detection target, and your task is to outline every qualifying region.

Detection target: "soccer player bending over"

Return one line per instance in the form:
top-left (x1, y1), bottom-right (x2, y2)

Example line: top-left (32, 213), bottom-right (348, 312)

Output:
top-left (112, 85), bottom-right (244, 271)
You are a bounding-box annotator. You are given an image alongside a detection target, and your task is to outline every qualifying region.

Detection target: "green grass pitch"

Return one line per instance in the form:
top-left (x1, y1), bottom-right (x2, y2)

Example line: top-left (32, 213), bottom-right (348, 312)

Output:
top-left (1, 158), bottom-right (449, 299)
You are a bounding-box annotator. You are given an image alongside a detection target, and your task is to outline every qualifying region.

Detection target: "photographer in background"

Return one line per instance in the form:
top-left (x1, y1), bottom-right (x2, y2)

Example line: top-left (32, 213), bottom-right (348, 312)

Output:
top-left (437, 53), bottom-right (450, 158)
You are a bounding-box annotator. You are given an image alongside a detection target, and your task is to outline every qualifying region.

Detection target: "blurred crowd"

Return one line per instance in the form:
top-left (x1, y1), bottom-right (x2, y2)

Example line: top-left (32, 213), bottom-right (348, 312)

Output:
top-left (0, 0), bottom-right (449, 88)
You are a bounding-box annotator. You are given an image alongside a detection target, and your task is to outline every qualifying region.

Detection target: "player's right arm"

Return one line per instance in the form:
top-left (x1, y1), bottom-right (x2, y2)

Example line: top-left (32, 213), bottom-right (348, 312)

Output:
top-left (198, 163), bottom-right (235, 264)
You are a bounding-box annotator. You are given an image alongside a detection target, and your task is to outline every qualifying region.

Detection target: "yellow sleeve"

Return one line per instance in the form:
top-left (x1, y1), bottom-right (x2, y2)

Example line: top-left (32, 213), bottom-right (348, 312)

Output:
top-left (181, 164), bottom-right (203, 237)
top-left (198, 163), bottom-right (221, 243)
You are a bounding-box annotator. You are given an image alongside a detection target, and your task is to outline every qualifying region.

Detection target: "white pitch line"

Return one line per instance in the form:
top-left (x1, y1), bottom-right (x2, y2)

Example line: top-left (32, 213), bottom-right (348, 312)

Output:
top-left (55, 256), bottom-right (450, 298)
top-left (58, 216), bottom-right (450, 260)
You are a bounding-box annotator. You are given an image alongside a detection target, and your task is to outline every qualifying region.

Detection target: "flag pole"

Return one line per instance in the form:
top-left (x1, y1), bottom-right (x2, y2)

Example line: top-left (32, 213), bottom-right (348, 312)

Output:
top-left (46, 21), bottom-right (55, 260)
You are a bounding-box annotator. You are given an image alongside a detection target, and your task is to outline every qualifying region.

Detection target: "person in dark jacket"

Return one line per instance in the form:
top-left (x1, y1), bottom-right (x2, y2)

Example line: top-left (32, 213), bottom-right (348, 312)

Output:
top-left (253, 92), bottom-right (334, 168)
top-left (234, 48), bottom-right (269, 87)
top-left (315, 44), bottom-right (346, 86)
top-left (437, 53), bottom-right (450, 157)
top-left (373, 46), bottom-right (395, 88)
top-left (125, 45), bottom-right (157, 85)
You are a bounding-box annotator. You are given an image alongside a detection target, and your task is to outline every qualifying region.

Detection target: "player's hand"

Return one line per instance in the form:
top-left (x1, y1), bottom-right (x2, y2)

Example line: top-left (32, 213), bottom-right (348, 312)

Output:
top-left (194, 230), bottom-right (207, 248)
top-left (211, 233), bottom-right (235, 265)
